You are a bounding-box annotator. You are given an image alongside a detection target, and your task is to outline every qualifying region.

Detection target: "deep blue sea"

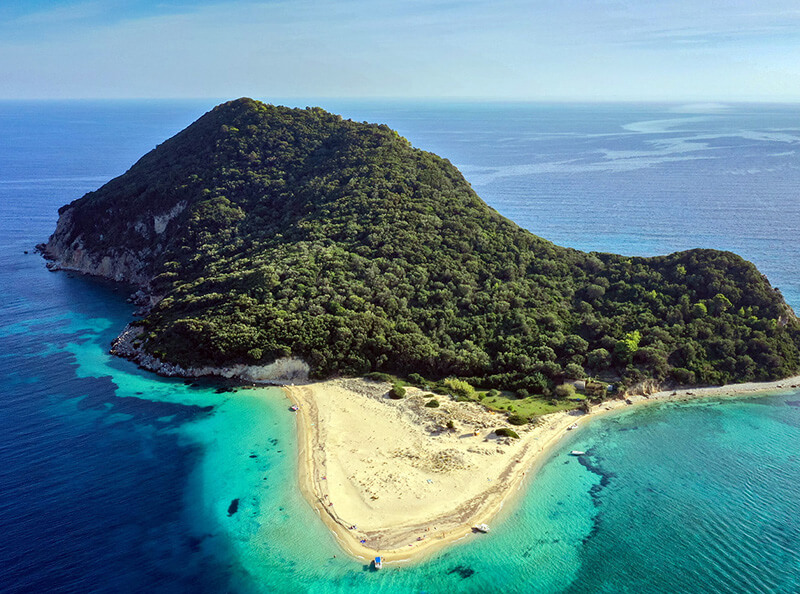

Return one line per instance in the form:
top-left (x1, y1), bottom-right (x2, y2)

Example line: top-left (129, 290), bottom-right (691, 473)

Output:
top-left (1, 100), bottom-right (799, 593)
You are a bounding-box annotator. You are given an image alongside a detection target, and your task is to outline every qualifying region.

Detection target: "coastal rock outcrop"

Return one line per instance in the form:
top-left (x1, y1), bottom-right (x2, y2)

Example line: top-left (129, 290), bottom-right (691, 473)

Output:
top-left (38, 201), bottom-right (183, 286)
top-left (111, 324), bottom-right (310, 382)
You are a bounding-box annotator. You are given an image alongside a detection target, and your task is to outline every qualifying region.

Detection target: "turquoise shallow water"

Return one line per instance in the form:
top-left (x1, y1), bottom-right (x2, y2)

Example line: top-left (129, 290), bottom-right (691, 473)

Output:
top-left (5, 281), bottom-right (799, 593)
top-left (1, 101), bottom-right (800, 592)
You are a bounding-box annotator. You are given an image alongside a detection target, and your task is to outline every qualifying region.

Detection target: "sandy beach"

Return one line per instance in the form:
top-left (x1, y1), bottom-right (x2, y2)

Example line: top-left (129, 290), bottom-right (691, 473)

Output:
top-left (284, 374), bottom-right (800, 564)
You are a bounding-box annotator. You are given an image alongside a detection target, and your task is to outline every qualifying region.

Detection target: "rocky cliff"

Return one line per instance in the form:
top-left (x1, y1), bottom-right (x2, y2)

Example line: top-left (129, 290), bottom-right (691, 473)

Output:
top-left (39, 199), bottom-right (188, 286)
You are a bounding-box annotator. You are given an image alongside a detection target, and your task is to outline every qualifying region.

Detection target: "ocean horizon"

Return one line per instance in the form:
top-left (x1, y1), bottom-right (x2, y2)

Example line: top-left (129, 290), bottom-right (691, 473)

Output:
top-left (1, 100), bottom-right (799, 593)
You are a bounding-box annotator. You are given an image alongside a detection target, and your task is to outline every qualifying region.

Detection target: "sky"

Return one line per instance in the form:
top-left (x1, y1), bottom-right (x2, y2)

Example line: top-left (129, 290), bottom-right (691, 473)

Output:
top-left (2, 0), bottom-right (800, 101)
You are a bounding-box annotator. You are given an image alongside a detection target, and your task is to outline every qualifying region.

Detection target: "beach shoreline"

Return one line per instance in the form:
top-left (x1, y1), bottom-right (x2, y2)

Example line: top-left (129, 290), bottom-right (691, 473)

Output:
top-left (284, 374), bottom-right (800, 565)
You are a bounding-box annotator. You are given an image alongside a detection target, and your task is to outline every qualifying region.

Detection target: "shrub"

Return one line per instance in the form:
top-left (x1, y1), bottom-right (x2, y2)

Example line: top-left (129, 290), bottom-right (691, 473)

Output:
top-left (389, 384), bottom-right (406, 399)
top-left (365, 371), bottom-right (392, 382)
top-left (443, 377), bottom-right (475, 399)
top-left (507, 414), bottom-right (528, 426)
top-left (670, 367), bottom-right (696, 385)
top-left (554, 383), bottom-right (577, 399)
top-left (486, 389), bottom-right (500, 398)
top-left (407, 373), bottom-right (425, 386)
top-left (515, 388), bottom-right (530, 398)
top-left (584, 380), bottom-right (605, 399)
top-left (446, 419), bottom-right (455, 430)
top-left (425, 399), bottom-right (440, 408)
top-left (495, 427), bottom-right (520, 439)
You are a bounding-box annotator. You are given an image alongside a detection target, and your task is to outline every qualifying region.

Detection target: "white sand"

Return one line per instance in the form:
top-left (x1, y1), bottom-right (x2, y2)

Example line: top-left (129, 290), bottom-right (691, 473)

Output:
top-left (285, 375), bottom-right (800, 563)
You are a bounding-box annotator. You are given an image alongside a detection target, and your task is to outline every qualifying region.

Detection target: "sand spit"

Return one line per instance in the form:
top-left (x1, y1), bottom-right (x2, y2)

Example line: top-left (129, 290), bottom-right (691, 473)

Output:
top-left (285, 375), bottom-right (800, 564)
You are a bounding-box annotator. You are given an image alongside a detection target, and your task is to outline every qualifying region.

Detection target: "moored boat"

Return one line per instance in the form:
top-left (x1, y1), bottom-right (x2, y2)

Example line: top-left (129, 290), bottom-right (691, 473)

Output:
top-left (473, 523), bottom-right (490, 533)
top-left (570, 450), bottom-right (585, 456)
top-left (567, 423), bottom-right (578, 430)
top-left (374, 556), bottom-right (382, 569)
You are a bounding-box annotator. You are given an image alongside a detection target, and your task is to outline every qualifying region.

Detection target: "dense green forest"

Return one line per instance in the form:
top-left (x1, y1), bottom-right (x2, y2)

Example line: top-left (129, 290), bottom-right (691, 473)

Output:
top-left (46, 98), bottom-right (800, 392)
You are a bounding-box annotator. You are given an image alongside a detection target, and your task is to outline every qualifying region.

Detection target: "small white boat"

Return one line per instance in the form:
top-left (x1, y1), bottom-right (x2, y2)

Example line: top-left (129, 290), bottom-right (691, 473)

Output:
top-left (567, 423), bottom-right (579, 430)
top-left (290, 404), bottom-right (299, 412)
top-left (373, 556), bottom-right (382, 569)
top-left (570, 450), bottom-right (585, 456)
top-left (473, 523), bottom-right (490, 533)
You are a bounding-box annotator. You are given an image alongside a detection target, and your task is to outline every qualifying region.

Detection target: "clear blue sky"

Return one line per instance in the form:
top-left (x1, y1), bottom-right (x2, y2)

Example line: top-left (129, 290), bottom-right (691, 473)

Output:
top-left (3, 0), bottom-right (800, 101)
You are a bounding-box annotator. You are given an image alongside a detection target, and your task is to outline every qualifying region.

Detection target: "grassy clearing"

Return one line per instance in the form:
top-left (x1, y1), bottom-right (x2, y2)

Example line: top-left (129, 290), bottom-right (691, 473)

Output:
top-left (362, 372), bottom-right (590, 423)
top-left (478, 391), bottom-right (581, 418)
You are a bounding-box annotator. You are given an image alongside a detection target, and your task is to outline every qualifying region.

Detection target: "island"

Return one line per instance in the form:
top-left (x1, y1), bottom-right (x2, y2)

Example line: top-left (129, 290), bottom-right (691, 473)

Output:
top-left (40, 98), bottom-right (800, 561)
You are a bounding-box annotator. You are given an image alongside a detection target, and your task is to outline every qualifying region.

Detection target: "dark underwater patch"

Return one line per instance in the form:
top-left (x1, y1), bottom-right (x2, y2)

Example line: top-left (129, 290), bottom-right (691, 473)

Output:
top-left (227, 498), bottom-right (239, 516)
top-left (447, 565), bottom-right (475, 579)
top-left (577, 453), bottom-right (615, 507)
top-left (581, 515), bottom-right (603, 546)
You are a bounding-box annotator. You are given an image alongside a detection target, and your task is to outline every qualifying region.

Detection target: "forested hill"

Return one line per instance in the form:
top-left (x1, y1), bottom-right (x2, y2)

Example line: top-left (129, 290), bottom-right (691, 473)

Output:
top-left (42, 98), bottom-right (800, 390)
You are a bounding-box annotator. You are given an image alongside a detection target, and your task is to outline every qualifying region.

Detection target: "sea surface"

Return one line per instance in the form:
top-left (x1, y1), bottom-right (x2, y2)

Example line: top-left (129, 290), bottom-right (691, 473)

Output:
top-left (1, 100), bottom-right (799, 593)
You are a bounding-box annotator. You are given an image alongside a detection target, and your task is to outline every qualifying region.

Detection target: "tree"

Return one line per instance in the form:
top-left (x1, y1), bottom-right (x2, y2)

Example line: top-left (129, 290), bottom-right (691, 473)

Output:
top-left (710, 293), bottom-right (733, 315)
top-left (614, 330), bottom-right (641, 363)
top-left (564, 363), bottom-right (584, 379)
top-left (587, 348), bottom-right (611, 370)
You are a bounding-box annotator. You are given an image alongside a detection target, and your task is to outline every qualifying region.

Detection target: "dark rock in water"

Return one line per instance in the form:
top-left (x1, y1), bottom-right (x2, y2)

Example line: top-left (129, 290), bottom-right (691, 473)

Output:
top-left (447, 565), bottom-right (475, 579)
top-left (249, 454), bottom-right (257, 458)
top-left (786, 400), bottom-right (800, 407)
top-left (227, 498), bottom-right (240, 516)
